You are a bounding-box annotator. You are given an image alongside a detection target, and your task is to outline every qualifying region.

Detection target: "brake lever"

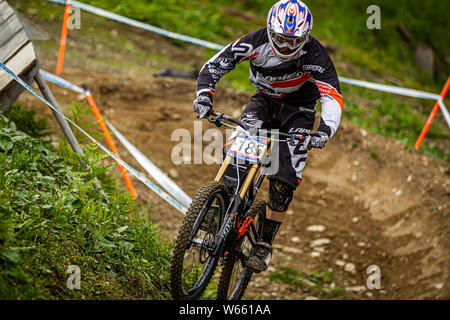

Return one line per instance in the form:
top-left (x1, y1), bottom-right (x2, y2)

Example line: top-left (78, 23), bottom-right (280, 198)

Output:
top-left (205, 112), bottom-right (223, 127)
top-left (303, 135), bottom-right (312, 150)
top-left (286, 134), bottom-right (302, 146)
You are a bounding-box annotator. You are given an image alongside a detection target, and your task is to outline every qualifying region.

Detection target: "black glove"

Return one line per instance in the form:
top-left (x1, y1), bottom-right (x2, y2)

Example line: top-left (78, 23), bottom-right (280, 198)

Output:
top-left (193, 92), bottom-right (213, 118)
top-left (309, 131), bottom-right (329, 149)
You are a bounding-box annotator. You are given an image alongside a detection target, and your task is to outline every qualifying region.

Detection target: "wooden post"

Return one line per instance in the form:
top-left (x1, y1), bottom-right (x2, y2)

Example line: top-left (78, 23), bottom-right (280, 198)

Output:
top-left (34, 72), bottom-right (104, 193)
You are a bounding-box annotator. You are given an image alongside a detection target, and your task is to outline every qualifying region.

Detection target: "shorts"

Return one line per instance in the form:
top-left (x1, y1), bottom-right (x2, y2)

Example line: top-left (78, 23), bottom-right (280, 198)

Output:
top-left (240, 91), bottom-right (316, 189)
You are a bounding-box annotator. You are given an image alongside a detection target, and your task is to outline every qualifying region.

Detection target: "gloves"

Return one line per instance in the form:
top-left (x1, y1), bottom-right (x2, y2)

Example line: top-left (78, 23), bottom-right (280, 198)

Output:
top-left (309, 131), bottom-right (329, 149)
top-left (193, 92), bottom-right (213, 118)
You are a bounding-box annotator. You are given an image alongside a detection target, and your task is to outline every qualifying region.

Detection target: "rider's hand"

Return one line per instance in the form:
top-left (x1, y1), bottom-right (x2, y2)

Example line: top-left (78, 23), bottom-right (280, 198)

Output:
top-left (309, 131), bottom-right (329, 149)
top-left (193, 92), bottom-right (213, 118)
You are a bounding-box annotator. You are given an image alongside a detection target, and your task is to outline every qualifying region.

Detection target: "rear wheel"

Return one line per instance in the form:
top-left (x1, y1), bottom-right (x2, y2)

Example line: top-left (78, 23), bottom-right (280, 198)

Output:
top-left (216, 200), bottom-right (266, 300)
top-left (170, 182), bottom-right (230, 300)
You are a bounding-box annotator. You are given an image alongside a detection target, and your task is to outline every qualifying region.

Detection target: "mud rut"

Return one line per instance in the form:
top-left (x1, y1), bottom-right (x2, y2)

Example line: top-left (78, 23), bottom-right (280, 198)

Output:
top-left (18, 70), bottom-right (449, 300)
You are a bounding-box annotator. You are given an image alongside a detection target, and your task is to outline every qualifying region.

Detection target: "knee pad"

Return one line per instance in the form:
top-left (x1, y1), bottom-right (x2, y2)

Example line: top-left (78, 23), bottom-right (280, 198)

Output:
top-left (267, 179), bottom-right (294, 212)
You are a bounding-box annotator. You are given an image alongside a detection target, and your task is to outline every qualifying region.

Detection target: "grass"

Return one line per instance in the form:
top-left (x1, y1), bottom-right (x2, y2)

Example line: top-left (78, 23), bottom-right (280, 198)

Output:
top-left (342, 84), bottom-right (450, 162)
top-left (269, 266), bottom-right (348, 299)
top-left (0, 104), bottom-right (173, 299)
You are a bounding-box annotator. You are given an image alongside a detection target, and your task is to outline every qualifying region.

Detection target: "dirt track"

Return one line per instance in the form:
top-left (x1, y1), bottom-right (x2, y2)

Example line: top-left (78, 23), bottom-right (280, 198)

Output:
top-left (18, 69), bottom-right (450, 300)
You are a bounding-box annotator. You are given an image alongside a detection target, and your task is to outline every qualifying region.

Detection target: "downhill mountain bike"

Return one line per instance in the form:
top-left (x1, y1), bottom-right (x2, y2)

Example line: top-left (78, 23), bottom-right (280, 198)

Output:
top-left (170, 110), bottom-right (311, 300)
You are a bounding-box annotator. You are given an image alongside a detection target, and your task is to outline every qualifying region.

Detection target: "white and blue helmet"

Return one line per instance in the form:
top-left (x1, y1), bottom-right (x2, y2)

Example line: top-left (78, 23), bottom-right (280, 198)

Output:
top-left (267, 0), bottom-right (313, 62)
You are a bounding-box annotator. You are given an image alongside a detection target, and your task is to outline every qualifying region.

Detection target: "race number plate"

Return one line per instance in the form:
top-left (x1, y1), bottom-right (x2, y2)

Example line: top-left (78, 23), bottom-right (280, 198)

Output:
top-left (228, 134), bottom-right (267, 163)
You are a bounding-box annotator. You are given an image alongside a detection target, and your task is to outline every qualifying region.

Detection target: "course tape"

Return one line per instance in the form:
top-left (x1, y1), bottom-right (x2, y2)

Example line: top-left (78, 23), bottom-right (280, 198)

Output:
top-left (104, 119), bottom-right (193, 208)
top-left (0, 62), bottom-right (188, 215)
top-left (339, 77), bottom-right (442, 101)
top-left (41, 70), bottom-right (84, 93)
top-left (340, 77), bottom-right (450, 127)
top-left (41, 70), bottom-right (191, 207)
top-left (47, 0), bottom-right (224, 51)
top-left (48, 0), bottom-right (450, 128)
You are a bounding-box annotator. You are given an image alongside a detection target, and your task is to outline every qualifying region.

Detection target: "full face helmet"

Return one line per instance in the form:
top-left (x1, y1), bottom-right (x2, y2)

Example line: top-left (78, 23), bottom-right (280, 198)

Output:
top-left (267, 0), bottom-right (313, 62)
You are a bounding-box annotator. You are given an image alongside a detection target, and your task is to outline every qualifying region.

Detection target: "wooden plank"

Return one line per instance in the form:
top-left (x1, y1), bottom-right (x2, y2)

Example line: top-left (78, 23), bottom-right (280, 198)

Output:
top-left (0, 14), bottom-right (24, 47)
top-left (0, 42), bottom-right (36, 91)
top-left (0, 60), bottom-right (41, 112)
top-left (0, 29), bottom-right (29, 63)
top-left (0, 1), bottom-right (14, 25)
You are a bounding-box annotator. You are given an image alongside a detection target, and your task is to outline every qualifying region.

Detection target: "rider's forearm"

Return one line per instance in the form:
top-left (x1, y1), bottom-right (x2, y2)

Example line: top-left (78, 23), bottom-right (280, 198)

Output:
top-left (319, 96), bottom-right (342, 138)
top-left (196, 43), bottom-right (236, 97)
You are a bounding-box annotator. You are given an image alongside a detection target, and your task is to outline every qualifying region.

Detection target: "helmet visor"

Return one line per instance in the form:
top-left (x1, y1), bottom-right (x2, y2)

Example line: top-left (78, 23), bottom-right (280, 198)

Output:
top-left (269, 30), bottom-right (308, 53)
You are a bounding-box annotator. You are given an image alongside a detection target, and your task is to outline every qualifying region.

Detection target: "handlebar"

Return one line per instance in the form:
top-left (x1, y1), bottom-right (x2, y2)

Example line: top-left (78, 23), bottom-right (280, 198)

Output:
top-left (206, 111), bottom-right (250, 131)
top-left (200, 110), bottom-right (311, 148)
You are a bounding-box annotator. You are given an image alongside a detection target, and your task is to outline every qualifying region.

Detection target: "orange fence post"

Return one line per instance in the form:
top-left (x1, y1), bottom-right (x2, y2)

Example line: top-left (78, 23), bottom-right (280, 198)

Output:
top-left (56, 0), bottom-right (72, 74)
top-left (414, 76), bottom-right (450, 149)
top-left (83, 85), bottom-right (138, 199)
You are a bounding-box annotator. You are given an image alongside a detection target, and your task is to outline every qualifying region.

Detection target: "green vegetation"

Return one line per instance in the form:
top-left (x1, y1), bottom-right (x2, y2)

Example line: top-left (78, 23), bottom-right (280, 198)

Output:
top-left (0, 104), bottom-right (172, 299)
top-left (270, 266), bottom-right (348, 299)
top-left (342, 88), bottom-right (450, 162)
top-left (81, 0), bottom-right (264, 44)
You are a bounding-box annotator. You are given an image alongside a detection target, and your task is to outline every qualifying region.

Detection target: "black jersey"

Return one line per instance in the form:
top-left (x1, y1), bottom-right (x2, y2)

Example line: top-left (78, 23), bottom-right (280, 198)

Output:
top-left (197, 27), bottom-right (343, 137)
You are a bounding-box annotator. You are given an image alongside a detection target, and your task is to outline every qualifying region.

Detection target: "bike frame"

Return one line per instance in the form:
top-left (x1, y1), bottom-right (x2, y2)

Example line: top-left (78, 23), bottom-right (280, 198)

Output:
top-left (211, 135), bottom-right (272, 258)
top-left (191, 111), bottom-right (306, 261)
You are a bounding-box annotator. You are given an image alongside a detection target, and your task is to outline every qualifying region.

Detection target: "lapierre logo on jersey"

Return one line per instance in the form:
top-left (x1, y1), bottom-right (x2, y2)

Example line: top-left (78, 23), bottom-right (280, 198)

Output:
top-left (231, 41), bottom-right (254, 61)
top-left (265, 70), bottom-right (311, 83)
top-left (303, 64), bottom-right (325, 73)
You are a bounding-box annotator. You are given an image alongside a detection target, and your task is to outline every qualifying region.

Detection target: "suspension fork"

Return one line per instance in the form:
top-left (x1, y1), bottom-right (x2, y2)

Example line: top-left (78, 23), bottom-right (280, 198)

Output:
top-left (213, 169), bottom-right (268, 257)
top-left (214, 155), bottom-right (232, 182)
top-left (211, 163), bottom-right (260, 257)
top-left (211, 142), bottom-right (269, 257)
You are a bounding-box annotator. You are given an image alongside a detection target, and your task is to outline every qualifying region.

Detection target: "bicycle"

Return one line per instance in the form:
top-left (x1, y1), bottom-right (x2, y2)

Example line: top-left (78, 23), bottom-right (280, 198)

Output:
top-left (169, 110), bottom-right (311, 300)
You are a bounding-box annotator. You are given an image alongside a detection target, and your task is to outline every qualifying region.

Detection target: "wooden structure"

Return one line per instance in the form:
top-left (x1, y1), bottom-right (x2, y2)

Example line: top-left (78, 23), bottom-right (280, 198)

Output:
top-left (0, 0), bottom-right (102, 192)
top-left (0, 0), bottom-right (41, 111)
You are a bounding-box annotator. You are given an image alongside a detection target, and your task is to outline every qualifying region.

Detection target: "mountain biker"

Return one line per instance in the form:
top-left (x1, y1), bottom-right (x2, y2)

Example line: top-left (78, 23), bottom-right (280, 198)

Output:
top-left (193, 0), bottom-right (343, 272)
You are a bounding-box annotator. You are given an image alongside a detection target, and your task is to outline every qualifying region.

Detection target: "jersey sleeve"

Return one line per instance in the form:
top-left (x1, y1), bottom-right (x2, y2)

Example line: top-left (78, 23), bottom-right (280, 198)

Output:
top-left (196, 29), bottom-right (265, 97)
top-left (308, 46), bottom-right (343, 138)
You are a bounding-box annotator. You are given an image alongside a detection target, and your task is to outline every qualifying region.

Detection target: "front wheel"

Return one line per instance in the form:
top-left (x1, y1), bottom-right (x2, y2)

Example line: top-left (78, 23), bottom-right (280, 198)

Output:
top-left (216, 200), bottom-right (266, 300)
top-left (170, 181), bottom-right (230, 300)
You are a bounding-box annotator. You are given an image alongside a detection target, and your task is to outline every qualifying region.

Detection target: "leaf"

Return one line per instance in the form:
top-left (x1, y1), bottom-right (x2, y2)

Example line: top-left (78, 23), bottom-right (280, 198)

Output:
top-left (40, 176), bottom-right (55, 184)
top-left (5, 169), bottom-right (18, 176)
top-left (52, 158), bottom-right (66, 167)
top-left (71, 198), bottom-right (83, 209)
top-left (15, 218), bottom-right (33, 231)
top-left (0, 136), bottom-right (13, 151)
top-left (98, 239), bottom-right (116, 249)
top-left (116, 226), bottom-right (129, 233)
top-left (1, 248), bottom-right (20, 264)
top-left (54, 215), bottom-right (68, 228)
top-left (119, 241), bottom-right (134, 252)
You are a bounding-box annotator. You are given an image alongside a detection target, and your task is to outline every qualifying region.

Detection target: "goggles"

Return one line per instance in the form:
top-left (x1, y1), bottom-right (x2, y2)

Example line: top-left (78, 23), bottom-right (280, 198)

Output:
top-left (269, 29), bottom-right (308, 50)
